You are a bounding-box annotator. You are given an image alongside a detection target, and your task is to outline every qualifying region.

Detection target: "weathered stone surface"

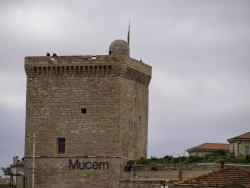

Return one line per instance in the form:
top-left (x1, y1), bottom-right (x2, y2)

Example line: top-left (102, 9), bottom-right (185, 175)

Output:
top-left (24, 55), bottom-right (151, 187)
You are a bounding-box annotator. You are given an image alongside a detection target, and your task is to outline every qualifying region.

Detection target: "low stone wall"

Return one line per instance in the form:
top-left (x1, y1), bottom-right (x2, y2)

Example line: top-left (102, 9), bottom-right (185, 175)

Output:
top-left (132, 163), bottom-right (250, 172)
top-left (119, 163), bottom-right (250, 188)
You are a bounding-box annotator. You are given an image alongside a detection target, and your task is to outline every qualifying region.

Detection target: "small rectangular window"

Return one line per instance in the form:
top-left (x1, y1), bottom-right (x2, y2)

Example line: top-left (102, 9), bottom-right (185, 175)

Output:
top-left (81, 108), bottom-right (86, 114)
top-left (58, 138), bottom-right (65, 154)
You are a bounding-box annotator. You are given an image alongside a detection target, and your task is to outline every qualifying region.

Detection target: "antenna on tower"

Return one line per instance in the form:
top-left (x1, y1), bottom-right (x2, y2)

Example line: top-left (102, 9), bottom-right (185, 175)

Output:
top-left (127, 18), bottom-right (130, 46)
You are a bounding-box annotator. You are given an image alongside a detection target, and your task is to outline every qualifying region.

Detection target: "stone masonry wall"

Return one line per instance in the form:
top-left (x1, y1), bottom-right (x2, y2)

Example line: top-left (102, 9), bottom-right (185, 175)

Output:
top-left (24, 55), bottom-right (152, 187)
top-left (120, 76), bottom-right (149, 160)
top-left (24, 157), bottom-right (121, 188)
top-left (230, 140), bottom-right (250, 156)
top-left (25, 75), bottom-right (121, 157)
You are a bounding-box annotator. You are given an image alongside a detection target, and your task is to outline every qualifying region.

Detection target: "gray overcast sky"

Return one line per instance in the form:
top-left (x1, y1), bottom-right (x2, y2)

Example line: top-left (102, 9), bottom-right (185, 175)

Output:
top-left (0, 0), bottom-right (250, 176)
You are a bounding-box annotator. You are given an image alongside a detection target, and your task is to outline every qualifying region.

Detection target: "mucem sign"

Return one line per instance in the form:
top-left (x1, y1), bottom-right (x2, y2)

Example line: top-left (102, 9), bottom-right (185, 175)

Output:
top-left (69, 159), bottom-right (109, 170)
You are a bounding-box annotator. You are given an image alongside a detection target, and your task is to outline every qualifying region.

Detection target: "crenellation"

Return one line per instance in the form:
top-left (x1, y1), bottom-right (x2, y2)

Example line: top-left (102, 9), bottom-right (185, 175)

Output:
top-left (26, 63), bottom-right (151, 87)
top-left (25, 55), bottom-right (151, 73)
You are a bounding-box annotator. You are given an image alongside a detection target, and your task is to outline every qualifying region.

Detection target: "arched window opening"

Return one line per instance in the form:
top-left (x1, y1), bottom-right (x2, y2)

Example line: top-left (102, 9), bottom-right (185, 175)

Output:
top-left (245, 146), bottom-right (249, 156)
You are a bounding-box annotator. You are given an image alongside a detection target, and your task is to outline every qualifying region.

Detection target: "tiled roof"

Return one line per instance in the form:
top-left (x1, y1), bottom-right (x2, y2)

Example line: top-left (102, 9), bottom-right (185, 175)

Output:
top-left (175, 166), bottom-right (250, 187)
top-left (228, 132), bottom-right (250, 141)
top-left (187, 143), bottom-right (230, 152)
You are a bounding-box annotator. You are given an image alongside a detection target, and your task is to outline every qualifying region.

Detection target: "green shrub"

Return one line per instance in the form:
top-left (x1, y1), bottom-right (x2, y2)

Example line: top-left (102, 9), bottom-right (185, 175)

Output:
top-left (136, 153), bottom-right (250, 165)
top-left (184, 155), bottom-right (203, 164)
top-left (137, 157), bottom-right (150, 165)
top-left (216, 149), bottom-right (227, 156)
top-left (163, 155), bottom-right (173, 160)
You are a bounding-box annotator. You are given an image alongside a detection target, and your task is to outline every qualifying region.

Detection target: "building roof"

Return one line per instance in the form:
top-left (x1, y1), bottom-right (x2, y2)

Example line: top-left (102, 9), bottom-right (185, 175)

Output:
top-left (228, 132), bottom-right (250, 142)
top-left (0, 177), bottom-right (9, 185)
top-left (187, 143), bottom-right (230, 152)
top-left (175, 166), bottom-right (250, 187)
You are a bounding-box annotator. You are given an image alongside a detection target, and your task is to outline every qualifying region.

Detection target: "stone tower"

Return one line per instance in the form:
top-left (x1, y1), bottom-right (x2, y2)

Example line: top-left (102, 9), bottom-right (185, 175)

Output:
top-left (24, 40), bottom-right (151, 187)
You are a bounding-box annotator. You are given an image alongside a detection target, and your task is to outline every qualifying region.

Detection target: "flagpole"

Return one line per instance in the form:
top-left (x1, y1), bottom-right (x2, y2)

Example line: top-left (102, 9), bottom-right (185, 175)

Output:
top-left (32, 134), bottom-right (36, 188)
top-left (127, 18), bottom-right (130, 46)
top-left (129, 18), bottom-right (130, 46)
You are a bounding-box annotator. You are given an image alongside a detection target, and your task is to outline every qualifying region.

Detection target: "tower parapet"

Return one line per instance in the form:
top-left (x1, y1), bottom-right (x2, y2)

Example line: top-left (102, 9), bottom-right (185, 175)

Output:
top-left (25, 55), bottom-right (151, 86)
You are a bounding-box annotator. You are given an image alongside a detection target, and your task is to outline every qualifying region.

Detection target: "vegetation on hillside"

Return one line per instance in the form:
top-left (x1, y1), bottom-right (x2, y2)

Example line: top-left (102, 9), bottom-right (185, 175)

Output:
top-left (136, 150), bottom-right (250, 165)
